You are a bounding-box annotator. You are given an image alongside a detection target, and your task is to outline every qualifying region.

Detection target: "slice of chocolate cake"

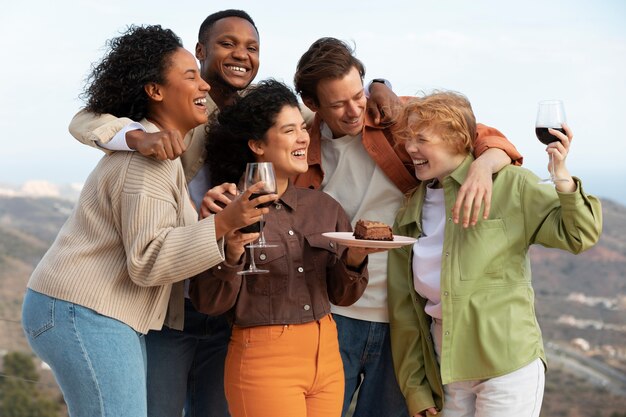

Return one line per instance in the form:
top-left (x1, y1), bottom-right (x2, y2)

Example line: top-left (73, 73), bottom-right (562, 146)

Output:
top-left (353, 219), bottom-right (394, 241)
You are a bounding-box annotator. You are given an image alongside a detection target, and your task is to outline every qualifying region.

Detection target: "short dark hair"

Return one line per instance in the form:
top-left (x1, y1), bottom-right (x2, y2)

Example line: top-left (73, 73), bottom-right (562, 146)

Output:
top-left (294, 37), bottom-right (366, 106)
top-left (205, 79), bottom-right (299, 185)
top-left (83, 25), bottom-right (182, 120)
top-left (198, 9), bottom-right (258, 44)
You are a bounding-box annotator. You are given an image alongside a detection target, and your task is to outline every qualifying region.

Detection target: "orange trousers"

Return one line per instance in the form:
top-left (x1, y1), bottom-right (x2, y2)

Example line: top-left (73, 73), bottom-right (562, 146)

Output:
top-left (224, 314), bottom-right (344, 417)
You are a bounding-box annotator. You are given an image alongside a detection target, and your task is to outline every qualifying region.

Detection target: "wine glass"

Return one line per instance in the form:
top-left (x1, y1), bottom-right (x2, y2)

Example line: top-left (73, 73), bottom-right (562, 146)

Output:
top-left (237, 162), bottom-right (277, 275)
top-left (535, 100), bottom-right (568, 184)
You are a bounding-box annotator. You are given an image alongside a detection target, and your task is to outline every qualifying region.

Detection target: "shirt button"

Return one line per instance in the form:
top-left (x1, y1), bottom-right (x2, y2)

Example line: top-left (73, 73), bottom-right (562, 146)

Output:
top-left (303, 304), bottom-right (311, 311)
top-left (297, 266), bottom-right (304, 273)
top-left (329, 242), bottom-right (335, 248)
top-left (217, 265), bottom-right (222, 270)
top-left (443, 291), bottom-right (449, 296)
top-left (259, 253), bottom-right (267, 261)
top-left (288, 230), bottom-right (294, 236)
top-left (448, 217), bottom-right (452, 222)
top-left (275, 203), bottom-right (282, 209)
top-left (445, 331), bottom-right (450, 336)
top-left (445, 252), bottom-right (450, 257)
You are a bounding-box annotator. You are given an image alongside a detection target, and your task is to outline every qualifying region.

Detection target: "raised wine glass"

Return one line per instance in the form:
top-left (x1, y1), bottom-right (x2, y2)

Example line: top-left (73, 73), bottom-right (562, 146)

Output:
top-left (535, 100), bottom-right (569, 184)
top-left (237, 162), bottom-right (277, 275)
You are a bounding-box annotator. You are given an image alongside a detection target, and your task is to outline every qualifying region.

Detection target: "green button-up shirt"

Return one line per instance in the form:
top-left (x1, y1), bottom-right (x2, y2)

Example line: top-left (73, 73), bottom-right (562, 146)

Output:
top-left (387, 155), bottom-right (602, 415)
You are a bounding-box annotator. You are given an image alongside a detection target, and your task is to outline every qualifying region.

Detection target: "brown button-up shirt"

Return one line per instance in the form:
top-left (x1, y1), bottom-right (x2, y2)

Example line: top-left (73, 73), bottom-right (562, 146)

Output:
top-left (190, 183), bottom-right (369, 327)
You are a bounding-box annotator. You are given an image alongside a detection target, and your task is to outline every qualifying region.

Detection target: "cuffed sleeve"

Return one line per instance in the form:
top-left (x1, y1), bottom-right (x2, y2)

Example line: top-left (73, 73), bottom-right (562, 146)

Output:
top-left (190, 258), bottom-right (244, 316)
top-left (328, 251), bottom-right (369, 306)
top-left (101, 122), bottom-right (145, 151)
top-left (68, 109), bottom-right (136, 154)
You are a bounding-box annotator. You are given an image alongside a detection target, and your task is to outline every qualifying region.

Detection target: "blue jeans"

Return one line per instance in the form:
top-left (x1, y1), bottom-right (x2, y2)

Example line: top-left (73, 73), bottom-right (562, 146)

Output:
top-left (334, 314), bottom-right (409, 417)
top-left (146, 298), bottom-right (231, 417)
top-left (21, 289), bottom-right (148, 417)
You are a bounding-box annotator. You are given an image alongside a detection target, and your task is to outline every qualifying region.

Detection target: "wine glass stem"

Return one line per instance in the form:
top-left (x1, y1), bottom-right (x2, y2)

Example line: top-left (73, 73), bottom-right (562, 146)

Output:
top-left (247, 245), bottom-right (258, 272)
top-left (549, 152), bottom-right (555, 181)
top-left (258, 214), bottom-right (267, 246)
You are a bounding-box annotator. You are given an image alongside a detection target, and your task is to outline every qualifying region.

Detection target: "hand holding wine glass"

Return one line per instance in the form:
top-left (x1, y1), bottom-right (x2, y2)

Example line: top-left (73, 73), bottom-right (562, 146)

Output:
top-left (212, 181), bottom-right (274, 239)
top-left (244, 162), bottom-right (278, 248)
top-left (237, 162), bottom-right (278, 275)
top-left (544, 123), bottom-right (576, 193)
top-left (535, 100), bottom-right (569, 184)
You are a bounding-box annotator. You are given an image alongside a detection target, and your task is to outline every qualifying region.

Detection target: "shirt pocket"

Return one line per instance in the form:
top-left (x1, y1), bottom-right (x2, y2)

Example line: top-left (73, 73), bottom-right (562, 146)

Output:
top-left (304, 233), bottom-right (339, 277)
top-left (457, 218), bottom-right (506, 281)
top-left (245, 246), bottom-right (288, 295)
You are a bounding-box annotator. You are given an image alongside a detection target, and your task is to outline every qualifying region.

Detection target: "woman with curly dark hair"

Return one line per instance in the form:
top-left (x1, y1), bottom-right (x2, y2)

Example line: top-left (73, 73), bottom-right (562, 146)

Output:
top-left (21, 25), bottom-right (270, 417)
top-left (191, 79), bottom-right (381, 417)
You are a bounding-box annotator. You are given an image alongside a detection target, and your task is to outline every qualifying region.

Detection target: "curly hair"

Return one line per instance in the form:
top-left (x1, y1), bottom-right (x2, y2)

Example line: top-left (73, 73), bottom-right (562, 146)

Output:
top-left (198, 9), bottom-right (258, 44)
top-left (205, 79), bottom-right (299, 185)
top-left (83, 25), bottom-right (182, 120)
top-left (392, 91), bottom-right (476, 155)
top-left (294, 37), bottom-right (365, 106)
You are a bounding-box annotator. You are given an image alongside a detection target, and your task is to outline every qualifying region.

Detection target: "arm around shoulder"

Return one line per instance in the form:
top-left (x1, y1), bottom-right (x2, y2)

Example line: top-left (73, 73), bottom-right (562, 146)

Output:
top-left (69, 108), bottom-right (136, 152)
top-left (474, 123), bottom-right (523, 166)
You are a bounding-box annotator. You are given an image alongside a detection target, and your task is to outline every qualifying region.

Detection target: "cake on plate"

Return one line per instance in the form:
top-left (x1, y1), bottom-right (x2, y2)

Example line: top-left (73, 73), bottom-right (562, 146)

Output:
top-left (353, 219), bottom-right (394, 241)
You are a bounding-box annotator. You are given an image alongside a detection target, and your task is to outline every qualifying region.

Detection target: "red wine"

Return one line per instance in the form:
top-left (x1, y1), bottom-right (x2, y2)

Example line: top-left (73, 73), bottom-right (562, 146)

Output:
top-left (240, 219), bottom-right (265, 234)
top-left (535, 127), bottom-right (565, 145)
top-left (250, 192), bottom-right (275, 208)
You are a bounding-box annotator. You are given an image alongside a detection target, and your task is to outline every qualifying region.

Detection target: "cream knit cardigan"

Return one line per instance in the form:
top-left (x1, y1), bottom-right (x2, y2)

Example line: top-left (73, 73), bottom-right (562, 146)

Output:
top-left (28, 121), bottom-right (224, 333)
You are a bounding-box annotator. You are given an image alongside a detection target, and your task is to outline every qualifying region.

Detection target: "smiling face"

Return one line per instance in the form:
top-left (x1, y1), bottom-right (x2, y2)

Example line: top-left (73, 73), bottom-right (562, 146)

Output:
top-left (155, 48), bottom-right (210, 133)
top-left (196, 16), bottom-right (259, 92)
top-left (250, 105), bottom-right (310, 182)
top-left (404, 126), bottom-right (467, 184)
top-left (305, 66), bottom-right (366, 138)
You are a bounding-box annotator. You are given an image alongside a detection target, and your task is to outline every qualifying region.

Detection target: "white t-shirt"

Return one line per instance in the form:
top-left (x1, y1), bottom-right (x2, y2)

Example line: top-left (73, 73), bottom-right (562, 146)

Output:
top-left (319, 123), bottom-right (404, 323)
top-left (412, 184), bottom-right (445, 320)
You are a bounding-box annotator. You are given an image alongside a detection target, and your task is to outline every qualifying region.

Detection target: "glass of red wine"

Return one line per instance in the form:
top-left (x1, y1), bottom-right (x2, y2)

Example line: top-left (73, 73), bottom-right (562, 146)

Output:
top-left (237, 162), bottom-right (277, 275)
top-left (535, 100), bottom-right (568, 184)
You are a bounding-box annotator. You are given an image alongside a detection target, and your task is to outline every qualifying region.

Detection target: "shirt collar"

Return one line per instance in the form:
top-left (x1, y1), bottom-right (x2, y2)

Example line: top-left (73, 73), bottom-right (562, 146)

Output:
top-left (396, 154), bottom-right (474, 228)
top-left (277, 180), bottom-right (298, 211)
top-left (446, 154), bottom-right (475, 187)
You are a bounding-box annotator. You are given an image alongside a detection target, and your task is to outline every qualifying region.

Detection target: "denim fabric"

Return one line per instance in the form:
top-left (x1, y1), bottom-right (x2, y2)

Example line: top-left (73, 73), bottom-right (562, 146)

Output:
top-left (21, 289), bottom-right (148, 417)
top-left (146, 298), bottom-right (231, 417)
top-left (334, 314), bottom-right (409, 417)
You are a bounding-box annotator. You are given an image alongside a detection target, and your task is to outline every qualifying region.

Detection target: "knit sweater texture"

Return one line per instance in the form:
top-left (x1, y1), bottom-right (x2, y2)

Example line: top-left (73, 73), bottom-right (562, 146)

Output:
top-left (28, 121), bottom-right (225, 333)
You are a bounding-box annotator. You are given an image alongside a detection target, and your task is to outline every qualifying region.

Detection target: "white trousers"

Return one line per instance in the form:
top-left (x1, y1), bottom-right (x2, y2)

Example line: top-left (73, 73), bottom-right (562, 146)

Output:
top-left (431, 320), bottom-right (545, 417)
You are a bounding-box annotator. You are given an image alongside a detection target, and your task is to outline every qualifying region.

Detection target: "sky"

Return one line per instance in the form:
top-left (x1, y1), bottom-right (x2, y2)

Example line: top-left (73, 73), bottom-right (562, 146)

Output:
top-left (1, 0), bottom-right (625, 204)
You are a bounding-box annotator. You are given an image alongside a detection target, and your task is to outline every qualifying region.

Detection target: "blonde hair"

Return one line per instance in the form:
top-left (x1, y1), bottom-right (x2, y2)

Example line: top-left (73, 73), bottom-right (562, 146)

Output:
top-left (393, 91), bottom-right (476, 155)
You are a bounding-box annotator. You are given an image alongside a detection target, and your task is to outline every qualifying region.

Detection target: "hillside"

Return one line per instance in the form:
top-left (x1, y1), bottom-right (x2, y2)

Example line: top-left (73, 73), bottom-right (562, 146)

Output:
top-left (0, 197), bottom-right (75, 353)
top-left (1, 195), bottom-right (625, 416)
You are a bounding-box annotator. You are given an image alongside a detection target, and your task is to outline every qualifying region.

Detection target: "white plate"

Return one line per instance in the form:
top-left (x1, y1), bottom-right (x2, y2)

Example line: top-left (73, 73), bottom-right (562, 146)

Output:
top-left (322, 232), bottom-right (417, 249)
